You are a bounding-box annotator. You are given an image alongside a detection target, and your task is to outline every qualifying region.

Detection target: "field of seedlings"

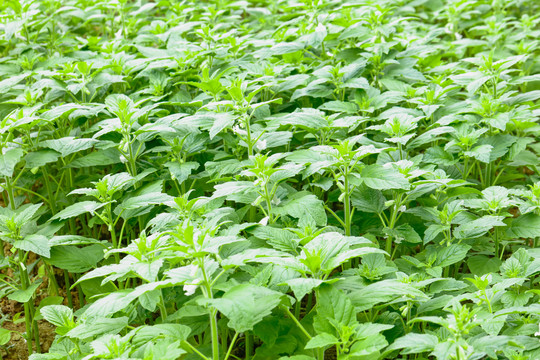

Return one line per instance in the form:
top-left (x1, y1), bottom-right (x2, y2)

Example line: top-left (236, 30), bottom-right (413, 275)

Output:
top-left (1, 0), bottom-right (540, 359)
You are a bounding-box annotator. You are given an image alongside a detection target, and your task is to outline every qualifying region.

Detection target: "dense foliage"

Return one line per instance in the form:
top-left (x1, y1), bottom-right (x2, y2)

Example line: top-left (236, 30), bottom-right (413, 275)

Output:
top-left (1, 0), bottom-right (540, 359)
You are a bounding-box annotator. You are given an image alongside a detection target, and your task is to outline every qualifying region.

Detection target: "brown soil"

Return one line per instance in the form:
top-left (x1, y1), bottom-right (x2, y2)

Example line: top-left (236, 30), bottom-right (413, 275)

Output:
top-left (325, 347), bottom-right (338, 360)
top-left (0, 263), bottom-right (77, 360)
top-left (1, 321), bottom-right (56, 360)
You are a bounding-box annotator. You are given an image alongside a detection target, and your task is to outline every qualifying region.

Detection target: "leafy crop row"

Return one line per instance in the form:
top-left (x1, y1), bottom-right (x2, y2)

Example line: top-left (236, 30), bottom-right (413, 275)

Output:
top-left (0, 0), bottom-right (540, 359)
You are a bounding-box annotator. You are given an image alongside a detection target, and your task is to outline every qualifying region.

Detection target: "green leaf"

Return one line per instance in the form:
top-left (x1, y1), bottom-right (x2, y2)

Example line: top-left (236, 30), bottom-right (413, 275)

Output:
top-left (40, 137), bottom-right (98, 158)
top-left (275, 191), bottom-right (327, 226)
top-left (138, 289), bottom-right (161, 311)
top-left (48, 245), bottom-right (104, 273)
top-left (14, 235), bottom-right (50, 257)
top-left (318, 101), bottom-right (358, 114)
top-left (67, 148), bottom-right (121, 168)
top-left (348, 334), bottom-right (388, 357)
top-left (105, 94), bottom-right (135, 115)
top-left (507, 213), bottom-right (540, 238)
top-left (115, 192), bottom-right (173, 215)
top-left (388, 224), bottom-right (422, 244)
top-left (67, 317), bottom-right (129, 339)
top-left (351, 185), bottom-right (386, 213)
top-left (423, 146), bottom-right (456, 166)
top-left (24, 150), bottom-right (60, 169)
top-left (435, 244), bottom-right (471, 268)
top-left (8, 281), bottom-right (41, 303)
top-left (50, 201), bottom-right (106, 221)
top-left (315, 284), bottom-right (356, 330)
top-left (360, 164), bottom-right (410, 190)
top-left (40, 305), bottom-right (74, 328)
top-left (349, 280), bottom-right (427, 311)
top-left (206, 284), bottom-right (284, 332)
top-left (451, 72), bottom-right (489, 94)
top-left (41, 103), bottom-right (87, 121)
top-left (468, 255), bottom-right (502, 276)
top-left (503, 90), bottom-right (540, 106)
top-left (14, 203), bottom-right (43, 224)
top-left (165, 161), bottom-right (199, 185)
top-left (276, 109), bottom-right (327, 130)
top-left (464, 144), bottom-right (493, 163)
top-left (454, 215), bottom-right (505, 239)
top-left (0, 73), bottom-right (28, 93)
top-left (386, 333), bottom-right (438, 354)
top-left (213, 181), bottom-right (256, 200)
top-left (84, 290), bottom-right (134, 318)
top-left (209, 112), bottom-right (235, 139)
top-left (0, 329), bottom-right (10, 346)
top-left (0, 147), bottom-right (23, 177)
top-left (305, 333), bottom-right (339, 349)
top-left (423, 224), bottom-right (447, 244)
top-left (282, 278), bottom-right (325, 301)
top-left (49, 235), bottom-right (103, 246)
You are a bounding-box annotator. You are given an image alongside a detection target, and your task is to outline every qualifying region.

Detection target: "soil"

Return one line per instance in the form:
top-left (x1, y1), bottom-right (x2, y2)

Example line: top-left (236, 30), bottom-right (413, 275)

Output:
top-left (0, 262), bottom-right (78, 360)
top-left (1, 321), bottom-right (56, 360)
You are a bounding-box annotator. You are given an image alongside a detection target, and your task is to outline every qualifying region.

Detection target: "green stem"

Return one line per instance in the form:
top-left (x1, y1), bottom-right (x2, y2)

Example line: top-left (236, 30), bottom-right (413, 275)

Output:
top-left (65, 167), bottom-right (77, 234)
top-left (30, 301), bottom-right (41, 353)
top-left (221, 327), bottom-right (229, 354)
top-left (18, 251), bottom-right (33, 354)
top-left (324, 205), bottom-right (346, 228)
top-left (263, 183), bottom-right (274, 224)
top-left (224, 332), bottom-right (239, 360)
top-left (245, 113), bottom-right (253, 157)
top-left (5, 177), bottom-right (16, 210)
top-left (209, 308), bottom-right (219, 360)
top-left (245, 332), bottom-right (253, 360)
top-left (159, 290), bottom-right (168, 321)
top-left (306, 292), bottom-right (313, 313)
top-left (73, 273), bottom-right (85, 306)
top-left (283, 307), bottom-right (312, 340)
top-left (64, 270), bottom-right (73, 308)
top-left (45, 263), bottom-right (59, 296)
top-left (494, 227), bottom-right (500, 257)
top-left (294, 297), bottom-right (302, 319)
top-left (200, 258), bottom-right (219, 360)
top-left (23, 301), bottom-right (33, 354)
top-left (42, 168), bottom-right (56, 213)
top-left (385, 194), bottom-right (402, 256)
top-left (14, 186), bottom-right (50, 205)
top-left (343, 175), bottom-right (351, 236)
top-left (108, 213), bottom-right (120, 263)
top-left (182, 340), bottom-right (210, 360)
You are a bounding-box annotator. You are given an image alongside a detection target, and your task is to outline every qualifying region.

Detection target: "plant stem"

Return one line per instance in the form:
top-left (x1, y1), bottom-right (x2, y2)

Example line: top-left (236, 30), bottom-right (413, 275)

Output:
top-left (224, 332), bottom-right (239, 360)
top-left (343, 173), bottom-right (351, 237)
top-left (245, 332), bottom-right (254, 360)
top-left (45, 263), bottom-right (59, 296)
top-left (245, 113), bottom-right (253, 157)
top-left (5, 177), bottom-right (16, 210)
top-left (18, 250), bottom-right (34, 354)
top-left (183, 340), bottom-right (210, 360)
top-left (283, 307), bottom-right (312, 340)
top-left (159, 291), bottom-right (168, 321)
top-left (200, 258), bottom-right (219, 360)
top-left (73, 273), bottom-right (85, 306)
top-left (29, 301), bottom-right (41, 353)
top-left (107, 206), bottom-right (120, 264)
top-left (294, 298), bottom-right (302, 319)
top-left (64, 270), bottom-right (73, 308)
top-left (209, 308), bottom-right (219, 360)
top-left (306, 293), bottom-right (313, 312)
